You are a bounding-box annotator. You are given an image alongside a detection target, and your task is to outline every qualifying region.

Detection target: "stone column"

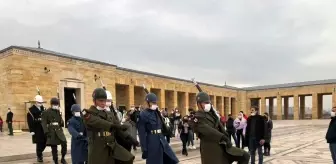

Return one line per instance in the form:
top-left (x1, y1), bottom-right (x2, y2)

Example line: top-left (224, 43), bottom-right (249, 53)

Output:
top-left (260, 97), bottom-right (266, 114)
top-left (213, 96), bottom-right (217, 109)
top-left (269, 98), bottom-right (274, 119)
top-left (293, 95), bottom-right (299, 120)
top-left (312, 93), bottom-right (318, 119)
top-left (231, 98), bottom-right (237, 116)
top-left (173, 91), bottom-right (178, 109)
top-left (284, 97), bottom-right (289, 120)
top-left (160, 89), bottom-right (165, 109)
top-left (221, 97), bottom-right (225, 116)
top-left (299, 96), bottom-right (305, 119)
top-left (276, 95), bottom-right (282, 120)
top-left (185, 92), bottom-right (189, 115)
top-left (128, 85), bottom-right (135, 110)
top-left (246, 98), bottom-right (251, 113)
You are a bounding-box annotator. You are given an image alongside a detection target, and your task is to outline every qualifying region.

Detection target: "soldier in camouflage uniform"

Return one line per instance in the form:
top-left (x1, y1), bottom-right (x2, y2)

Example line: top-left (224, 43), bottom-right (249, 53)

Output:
top-left (193, 92), bottom-right (250, 164)
top-left (82, 88), bottom-right (138, 164)
top-left (41, 98), bottom-right (67, 164)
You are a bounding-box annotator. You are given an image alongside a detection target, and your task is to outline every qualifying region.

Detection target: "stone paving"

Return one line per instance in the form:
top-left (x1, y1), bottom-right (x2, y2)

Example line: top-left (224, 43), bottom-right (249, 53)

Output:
top-left (0, 119), bottom-right (332, 164)
top-left (179, 119), bottom-right (332, 164)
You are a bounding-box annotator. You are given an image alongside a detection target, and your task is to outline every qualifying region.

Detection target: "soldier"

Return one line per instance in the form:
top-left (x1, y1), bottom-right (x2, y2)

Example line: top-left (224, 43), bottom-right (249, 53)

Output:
top-left (138, 93), bottom-right (179, 164)
top-left (82, 88), bottom-right (137, 164)
top-left (105, 90), bottom-right (136, 152)
top-left (41, 98), bottom-right (68, 164)
top-left (193, 92), bottom-right (250, 164)
top-left (27, 95), bottom-right (47, 162)
top-left (67, 104), bottom-right (88, 164)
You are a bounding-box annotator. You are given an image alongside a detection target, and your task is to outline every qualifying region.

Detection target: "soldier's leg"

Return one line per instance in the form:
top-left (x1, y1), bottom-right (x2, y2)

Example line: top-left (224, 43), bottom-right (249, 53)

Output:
top-left (51, 145), bottom-right (58, 163)
top-left (36, 143), bottom-right (46, 161)
top-left (60, 141), bottom-right (67, 163)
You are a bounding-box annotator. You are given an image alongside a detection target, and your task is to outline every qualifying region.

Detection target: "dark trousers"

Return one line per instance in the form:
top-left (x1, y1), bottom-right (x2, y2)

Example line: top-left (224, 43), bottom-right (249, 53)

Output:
top-left (227, 130), bottom-right (237, 145)
top-left (165, 135), bottom-right (171, 143)
top-left (236, 129), bottom-right (245, 148)
top-left (248, 137), bottom-right (263, 164)
top-left (7, 123), bottom-right (13, 135)
top-left (51, 141), bottom-right (67, 161)
top-left (180, 133), bottom-right (188, 154)
top-left (36, 142), bottom-right (46, 158)
top-left (329, 143), bottom-right (336, 164)
top-left (263, 142), bottom-right (271, 154)
top-left (187, 130), bottom-right (194, 146)
top-left (0, 124), bottom-right (2, 132)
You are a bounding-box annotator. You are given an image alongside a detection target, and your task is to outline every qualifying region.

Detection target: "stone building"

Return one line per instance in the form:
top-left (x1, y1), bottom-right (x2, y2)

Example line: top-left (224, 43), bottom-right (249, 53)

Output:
top-left (1, 45), bottom-right (336, 130)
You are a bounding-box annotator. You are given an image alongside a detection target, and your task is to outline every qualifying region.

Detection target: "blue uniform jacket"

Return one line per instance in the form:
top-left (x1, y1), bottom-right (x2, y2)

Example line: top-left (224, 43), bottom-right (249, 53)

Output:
top-left (67, 116), bottom-right (88, 163)
top-left (138, 109), bottom-right (179, 164)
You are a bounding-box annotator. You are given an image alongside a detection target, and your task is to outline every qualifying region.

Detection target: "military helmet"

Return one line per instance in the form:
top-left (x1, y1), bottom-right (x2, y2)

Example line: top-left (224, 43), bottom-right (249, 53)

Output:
top-left (196, 92), bottom-right (210, 103)
top-left (92, 88), bottom-right (107, 100)
top-left (50, 97), bottom-right (60, 105)
top-left (145, 93), bottom-right (157, 103)
top-left (71, 104), bottom-right (81, 112)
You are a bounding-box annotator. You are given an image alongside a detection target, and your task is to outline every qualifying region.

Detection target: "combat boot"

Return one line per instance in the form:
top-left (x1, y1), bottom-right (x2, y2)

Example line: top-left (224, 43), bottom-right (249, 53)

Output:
top-left (61, 158), bottom-right (67, 164)
top-left (37, 156), bottom-right (43, 162)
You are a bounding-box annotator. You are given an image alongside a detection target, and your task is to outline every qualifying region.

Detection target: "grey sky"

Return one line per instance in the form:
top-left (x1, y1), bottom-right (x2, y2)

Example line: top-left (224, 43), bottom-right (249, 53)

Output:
top-left (1, 0), bottom-right (336, 88)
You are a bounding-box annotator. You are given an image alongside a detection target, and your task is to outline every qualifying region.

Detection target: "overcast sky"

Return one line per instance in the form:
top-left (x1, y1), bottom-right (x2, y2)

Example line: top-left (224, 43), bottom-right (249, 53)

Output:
top-left (1, 0), bottom-right (336, 88)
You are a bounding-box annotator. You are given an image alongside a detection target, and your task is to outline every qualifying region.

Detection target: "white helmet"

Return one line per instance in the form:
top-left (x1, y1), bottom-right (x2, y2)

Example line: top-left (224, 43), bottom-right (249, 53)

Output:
top-left (34, 95), bottom-right (43, 103)
top-left (106, 91), bottom-right (113, 100)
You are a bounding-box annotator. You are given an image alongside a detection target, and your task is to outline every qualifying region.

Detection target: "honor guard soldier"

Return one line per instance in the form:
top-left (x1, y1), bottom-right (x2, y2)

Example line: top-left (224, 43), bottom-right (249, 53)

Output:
top-left (67, 104), bottom-right (88, 164)
top-left (82, 88), bottom-right (137, 164)
top-left (105, 90), bottom-right (135, 152)
top-left (193, 92), bottom-right (250, 164)
top-left (27, 95), bottom-right (47, 162)
top-left (41, 98), bottom-right (68, 164)
top-left (138, 93), bottom-right (179, 164)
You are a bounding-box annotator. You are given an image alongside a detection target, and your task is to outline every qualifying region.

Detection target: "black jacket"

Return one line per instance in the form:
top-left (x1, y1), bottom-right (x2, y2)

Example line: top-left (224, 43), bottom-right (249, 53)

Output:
top-left (245, 114), bottom-right (266, 142)
top-left (6, 111), bottom-right (13, 123)
top-left (226, 118), bottom-right (235, 132)
top-left (27, 105), bottom-right (47, 144)
top-left (326, 117), bottom-right (336, 143)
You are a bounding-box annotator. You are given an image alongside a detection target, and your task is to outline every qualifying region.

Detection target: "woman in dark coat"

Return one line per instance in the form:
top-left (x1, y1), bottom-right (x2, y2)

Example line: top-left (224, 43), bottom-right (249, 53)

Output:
top-left (178, 116), bottom-right (191, 156)
top-left (263, 112), bottom-right (273, 156)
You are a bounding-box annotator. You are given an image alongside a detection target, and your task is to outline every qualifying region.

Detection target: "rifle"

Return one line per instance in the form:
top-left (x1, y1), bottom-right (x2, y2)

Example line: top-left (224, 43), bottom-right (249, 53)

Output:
top-left (191, 78), bottom-right (219, 120)
top-left (56, 88), bottom-right (64, 126)
top-left (142, 84), bottom-right (169, 135)
top-left (100, 79), bottom-right (107, 90)
top-left (73, 93), bottom-right (77, 104)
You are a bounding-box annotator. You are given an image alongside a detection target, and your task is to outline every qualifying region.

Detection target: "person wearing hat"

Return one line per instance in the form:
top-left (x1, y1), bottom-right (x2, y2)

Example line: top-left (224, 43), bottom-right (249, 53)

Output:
top-left (138, 93), bottom-right (179, 164)
top-left (27, 95), bottom-right (47, 162)
top-left (82, 88), bottom-right (137, 164)
top-left (67, 104), bottom-right (88, 164)
top-left (193, 92), bottom-right (250, 164)
top-left (41, 97), bottom-right (67, 164)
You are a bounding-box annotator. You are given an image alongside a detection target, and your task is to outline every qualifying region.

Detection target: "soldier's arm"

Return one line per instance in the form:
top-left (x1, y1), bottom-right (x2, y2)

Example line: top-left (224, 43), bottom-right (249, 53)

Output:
top-left (82, 110), bottom-right (114, 131)
top-left (67, 119), bottom-right (80, 138)
top-left (41, 111), bottom-right (49, 134)
top-left (193, 116), bottom-right (229, 143)
top-left (26, 111), bottom-right (34, 133)
top-left (138, 111), bottom-right (148, 151)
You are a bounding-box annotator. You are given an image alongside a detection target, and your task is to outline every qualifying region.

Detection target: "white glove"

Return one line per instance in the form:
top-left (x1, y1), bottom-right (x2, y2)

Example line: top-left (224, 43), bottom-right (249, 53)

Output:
top-left (30, 132), bottom-right (35, 135)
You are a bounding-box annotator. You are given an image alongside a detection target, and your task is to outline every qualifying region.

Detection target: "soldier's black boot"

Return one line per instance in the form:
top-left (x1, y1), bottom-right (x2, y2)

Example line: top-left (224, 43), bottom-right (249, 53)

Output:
top-left (37, 156), bottom-right (43, 162)
top-left (61, 158), bottom-right (67, 164)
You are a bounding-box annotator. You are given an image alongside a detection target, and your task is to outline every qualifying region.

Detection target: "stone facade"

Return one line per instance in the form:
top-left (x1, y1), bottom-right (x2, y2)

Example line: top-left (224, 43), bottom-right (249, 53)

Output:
top-left (1, 46), bottom-right (336, 130)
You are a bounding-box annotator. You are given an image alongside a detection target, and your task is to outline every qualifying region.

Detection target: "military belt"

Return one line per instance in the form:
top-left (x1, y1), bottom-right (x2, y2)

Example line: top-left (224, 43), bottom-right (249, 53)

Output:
top-left (34, 118), bottom-right (42, 121)
top-left (151, 129), bottom-right (162, 134)
top-left (48, 122), bottom-right (59, 126)
top-left (97, 131), bottom-right (112, 137)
